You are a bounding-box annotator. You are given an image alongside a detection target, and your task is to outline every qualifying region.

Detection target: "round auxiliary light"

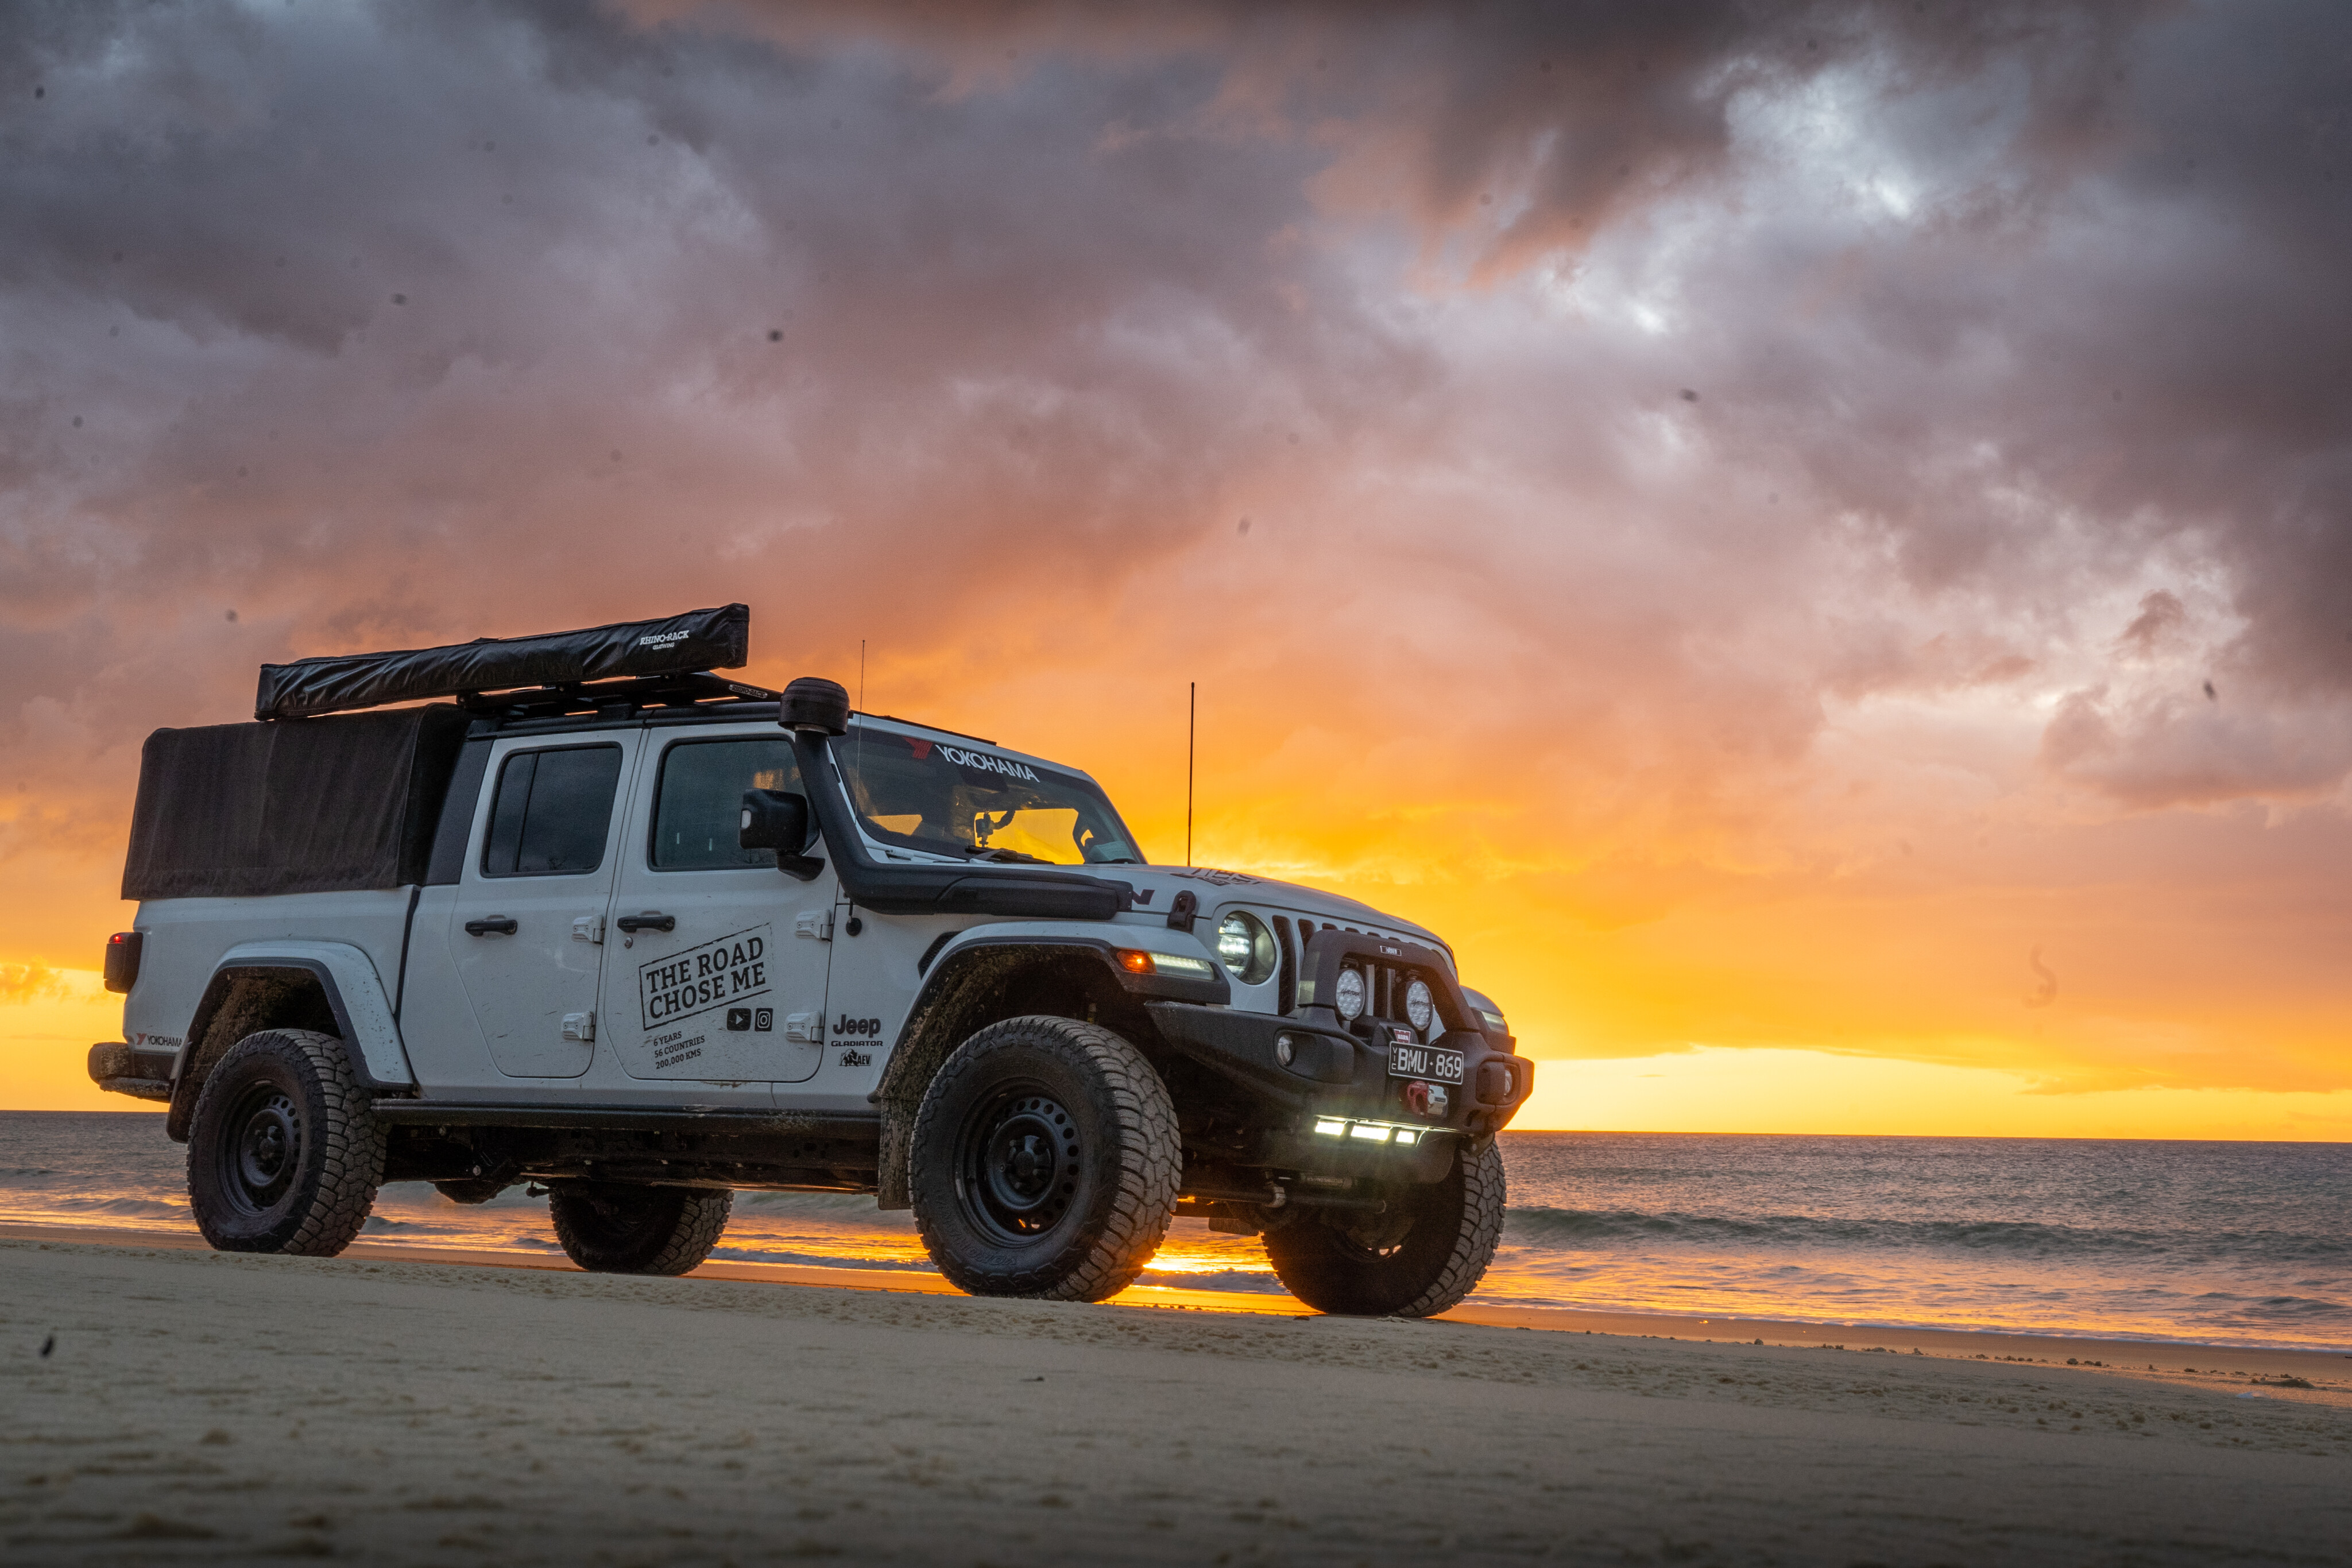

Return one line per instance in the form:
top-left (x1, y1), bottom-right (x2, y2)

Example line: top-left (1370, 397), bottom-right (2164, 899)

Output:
top-left (1214, 911), bottom-right (1278, 985)
top-left (1333, 966), bottom-right (1367, 1022)
top-left (1404, 978), bottom-right (1436, 1035)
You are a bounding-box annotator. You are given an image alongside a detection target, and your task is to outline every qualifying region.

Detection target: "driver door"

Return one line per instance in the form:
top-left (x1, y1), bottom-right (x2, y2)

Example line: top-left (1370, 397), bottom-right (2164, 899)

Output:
top-left (598, 729), bottom-right (835, 1085)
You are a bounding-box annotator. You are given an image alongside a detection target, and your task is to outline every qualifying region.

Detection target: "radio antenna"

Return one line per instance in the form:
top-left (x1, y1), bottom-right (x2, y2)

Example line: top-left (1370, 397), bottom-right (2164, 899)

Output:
top-left (1186, 680), bottom-right (1196, 868)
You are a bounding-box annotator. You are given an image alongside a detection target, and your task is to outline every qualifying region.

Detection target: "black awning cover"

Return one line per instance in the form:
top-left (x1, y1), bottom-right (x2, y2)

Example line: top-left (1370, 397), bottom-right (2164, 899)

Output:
top-left (254, 604), bottom-right (748, 720)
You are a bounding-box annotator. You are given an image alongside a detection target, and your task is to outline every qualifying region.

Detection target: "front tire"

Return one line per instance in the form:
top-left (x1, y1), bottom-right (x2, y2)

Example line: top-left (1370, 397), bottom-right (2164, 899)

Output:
top-left (186, 1028), bottom-right (384, 1256)
top-left (910, 1016), bottom-right (1181, 1302)
top-left (548, 1182), bottom-right (732, 1275)
top-left (1265, 1137), bottom-right (1506, 1317)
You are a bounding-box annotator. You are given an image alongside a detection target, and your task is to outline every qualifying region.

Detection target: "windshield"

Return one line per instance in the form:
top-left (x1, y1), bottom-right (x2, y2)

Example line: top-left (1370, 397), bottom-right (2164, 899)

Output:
top-left (834, 725), bottom-right (1144, 866)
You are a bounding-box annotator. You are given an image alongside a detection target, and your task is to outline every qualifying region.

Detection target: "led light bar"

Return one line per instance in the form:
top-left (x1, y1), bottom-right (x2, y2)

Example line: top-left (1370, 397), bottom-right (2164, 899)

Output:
top-left (1309, 1117), bottom-right (1430, 1147)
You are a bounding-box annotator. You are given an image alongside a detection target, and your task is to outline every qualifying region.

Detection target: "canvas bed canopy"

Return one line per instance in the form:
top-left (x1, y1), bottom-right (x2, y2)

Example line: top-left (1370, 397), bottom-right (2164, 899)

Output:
top-left (122, 606), bottom-right (749, 900)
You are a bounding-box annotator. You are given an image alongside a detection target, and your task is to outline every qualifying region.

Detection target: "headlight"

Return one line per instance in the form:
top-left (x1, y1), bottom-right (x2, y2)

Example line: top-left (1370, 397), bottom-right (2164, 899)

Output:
top-left (1333, 966), bottom-right (1366, 1021)
top-left (1404, 978), bottom-right (1434, 1034)
top-left (1214, 911), bottom-right (1277, 985)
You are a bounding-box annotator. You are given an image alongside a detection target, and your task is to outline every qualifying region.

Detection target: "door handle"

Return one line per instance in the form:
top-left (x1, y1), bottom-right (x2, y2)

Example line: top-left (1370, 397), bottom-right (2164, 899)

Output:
top-left (464, 916), bottom-right (519, 937)
top-left (614, 912), bottom-right (676, 934)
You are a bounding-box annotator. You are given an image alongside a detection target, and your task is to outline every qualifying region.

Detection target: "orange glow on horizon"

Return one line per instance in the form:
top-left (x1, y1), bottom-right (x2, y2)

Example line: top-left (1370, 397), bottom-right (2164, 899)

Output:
top-left (6, 631), bottom-right (2351, 1141)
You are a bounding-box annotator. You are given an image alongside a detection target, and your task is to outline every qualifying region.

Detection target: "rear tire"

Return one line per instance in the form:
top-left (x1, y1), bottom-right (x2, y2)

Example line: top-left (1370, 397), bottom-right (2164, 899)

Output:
top-left (910, 1015), bottom-right (1180, 1302)
top-left (186, 1029), bottom-right (384, 1257)
top-left (548, 1182), bottom-right (732, 1275)
top-left (1265, 1137), bottom-right (1505, 1317)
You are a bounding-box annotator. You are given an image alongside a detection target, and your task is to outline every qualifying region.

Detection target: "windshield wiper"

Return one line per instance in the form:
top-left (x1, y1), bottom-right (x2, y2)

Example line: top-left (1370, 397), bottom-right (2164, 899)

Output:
top-left (968, 847), bottom-right (1052, 865)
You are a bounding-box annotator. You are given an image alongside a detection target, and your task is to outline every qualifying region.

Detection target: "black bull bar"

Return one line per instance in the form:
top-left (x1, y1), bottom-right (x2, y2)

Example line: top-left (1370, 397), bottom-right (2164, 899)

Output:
top-left (1144, 927), bottom-right (1535, 1170)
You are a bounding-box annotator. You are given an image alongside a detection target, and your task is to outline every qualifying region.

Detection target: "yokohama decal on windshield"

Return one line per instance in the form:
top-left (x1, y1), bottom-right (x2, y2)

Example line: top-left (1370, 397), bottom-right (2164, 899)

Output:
top-left (935, 743), bottom-right (1040, 783)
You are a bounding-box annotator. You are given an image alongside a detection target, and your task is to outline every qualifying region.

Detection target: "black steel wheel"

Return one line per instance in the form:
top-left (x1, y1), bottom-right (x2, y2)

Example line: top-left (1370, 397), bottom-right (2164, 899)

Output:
top-left (548, 1182), bottom-right (732, 1275)
top-left (910, 1016), bottom-right (1179, 1302)
top-left (1264, 1137), bottom-right (1506, 1317)
top-left (960, 1086), bottom-right (1084, 1243)
top-left (186, 1028), bottom-right (384, 1256)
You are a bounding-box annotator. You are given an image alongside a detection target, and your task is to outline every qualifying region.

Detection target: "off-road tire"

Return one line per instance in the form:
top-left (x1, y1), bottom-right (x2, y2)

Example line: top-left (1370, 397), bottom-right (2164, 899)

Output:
top-left (1266, 1137), bottom-right (1506, 1317)
top-left (910, 1015), bottom-right (1181, 1302)
top-left (186, 1028), bottom-right (385, 1256)
top-left (548, 1182), bottom-right (732, 1275)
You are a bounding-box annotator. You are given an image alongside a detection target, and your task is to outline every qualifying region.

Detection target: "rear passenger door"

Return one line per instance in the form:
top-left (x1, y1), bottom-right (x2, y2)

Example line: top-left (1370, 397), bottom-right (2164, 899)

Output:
top-left (448, 735), bottom-right (637, 1079)
top-left (598, 730), bottom-right (835, 1084)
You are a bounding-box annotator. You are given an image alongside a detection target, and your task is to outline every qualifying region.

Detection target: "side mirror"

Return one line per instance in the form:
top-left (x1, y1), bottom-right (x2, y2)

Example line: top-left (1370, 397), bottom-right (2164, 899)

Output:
top-left (741, 789), bottom-right (825, 881)
top-left (740, 788), bottom-right (808, 851)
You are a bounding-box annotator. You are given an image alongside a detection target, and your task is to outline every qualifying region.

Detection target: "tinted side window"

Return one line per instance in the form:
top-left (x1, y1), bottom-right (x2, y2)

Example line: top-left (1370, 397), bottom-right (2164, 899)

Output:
top-left (481, 746), bottom-right (623, 877)
top-left (652, 738), bottom-right (803, 870)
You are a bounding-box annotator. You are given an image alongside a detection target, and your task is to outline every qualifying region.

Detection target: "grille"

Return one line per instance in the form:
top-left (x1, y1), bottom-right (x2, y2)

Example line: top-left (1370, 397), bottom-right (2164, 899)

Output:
top-left (1272, 915), bottom-right (1297, 1016)
top-left (1285, 917), bottom-right (1436, 1042)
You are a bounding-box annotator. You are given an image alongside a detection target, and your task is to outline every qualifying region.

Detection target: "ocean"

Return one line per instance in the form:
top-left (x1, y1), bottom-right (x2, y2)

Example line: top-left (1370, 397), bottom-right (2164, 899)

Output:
top-left (6, 1112), bottom-right (2347, 1351)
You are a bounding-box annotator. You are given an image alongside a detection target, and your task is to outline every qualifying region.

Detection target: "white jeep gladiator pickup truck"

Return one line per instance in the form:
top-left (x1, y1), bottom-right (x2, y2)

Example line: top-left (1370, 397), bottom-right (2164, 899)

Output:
top-left (91, 606), bottom-right (1534, 1314)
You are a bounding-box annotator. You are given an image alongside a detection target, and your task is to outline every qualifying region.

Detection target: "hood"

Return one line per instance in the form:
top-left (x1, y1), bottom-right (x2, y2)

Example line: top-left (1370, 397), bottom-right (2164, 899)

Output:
top-left (1119, 866), bottom-right (1450, 968)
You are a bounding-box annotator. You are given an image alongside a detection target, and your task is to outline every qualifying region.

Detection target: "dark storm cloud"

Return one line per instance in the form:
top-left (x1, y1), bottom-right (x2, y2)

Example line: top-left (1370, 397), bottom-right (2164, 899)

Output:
top-left (664, 1), bottom-right (2158, 268)
top-left (0, 2), bottom-right (1380, 692)
top-left (1809, 0), bottom-right (2352, 804)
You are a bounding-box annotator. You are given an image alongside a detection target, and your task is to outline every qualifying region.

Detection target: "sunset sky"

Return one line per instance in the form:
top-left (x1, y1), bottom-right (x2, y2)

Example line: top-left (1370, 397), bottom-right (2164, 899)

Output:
top-left (5, 1), bottom-right (2349, 1136)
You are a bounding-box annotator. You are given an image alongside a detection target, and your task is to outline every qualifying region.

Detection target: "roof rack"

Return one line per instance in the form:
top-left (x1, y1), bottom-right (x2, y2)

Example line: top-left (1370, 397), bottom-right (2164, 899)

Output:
top-left (463, 672), bottom-right (780, 723)
top-left (255, 605), bottom-right (749, 720)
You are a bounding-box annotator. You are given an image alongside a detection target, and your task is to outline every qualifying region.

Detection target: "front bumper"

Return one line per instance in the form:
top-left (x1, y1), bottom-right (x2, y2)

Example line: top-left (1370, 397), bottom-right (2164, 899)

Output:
top-left (1143, 1001), bottom-right (1535, 1178)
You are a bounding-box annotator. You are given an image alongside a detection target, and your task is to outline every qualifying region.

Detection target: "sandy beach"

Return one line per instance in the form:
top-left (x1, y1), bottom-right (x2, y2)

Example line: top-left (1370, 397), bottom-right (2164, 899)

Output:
top-left (5, 1230), bottom-right (2347, 1565)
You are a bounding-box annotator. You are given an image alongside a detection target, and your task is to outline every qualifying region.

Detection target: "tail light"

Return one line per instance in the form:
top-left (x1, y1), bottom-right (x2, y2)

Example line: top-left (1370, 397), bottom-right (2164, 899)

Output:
top-left (103, 931), bottom-right (143, 993)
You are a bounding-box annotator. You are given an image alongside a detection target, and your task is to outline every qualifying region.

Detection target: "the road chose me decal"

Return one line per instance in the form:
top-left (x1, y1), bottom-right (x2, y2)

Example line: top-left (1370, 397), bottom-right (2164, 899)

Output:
top-left (637, 924), bottom-right (772, 1031)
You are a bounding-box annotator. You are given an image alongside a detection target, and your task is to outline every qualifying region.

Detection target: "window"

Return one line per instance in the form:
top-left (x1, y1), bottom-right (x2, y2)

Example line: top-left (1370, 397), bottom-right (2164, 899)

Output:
top-left (835, 723), bottom-right (1141, 865)
top-left (481, 746), bottom-right (622, 877)
top-left (651, 737), bottom-right (804, 871)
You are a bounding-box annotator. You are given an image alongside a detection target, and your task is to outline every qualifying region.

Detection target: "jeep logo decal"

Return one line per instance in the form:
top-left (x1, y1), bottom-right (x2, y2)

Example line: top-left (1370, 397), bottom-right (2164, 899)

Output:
top-left (832, 1014), bottom-right (881, 1039)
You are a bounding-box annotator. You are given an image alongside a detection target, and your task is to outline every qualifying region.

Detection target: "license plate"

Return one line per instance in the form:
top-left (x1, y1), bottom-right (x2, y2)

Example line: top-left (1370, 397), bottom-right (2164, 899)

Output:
top-left (1387, 1042), bottom-right (1464, 1085)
